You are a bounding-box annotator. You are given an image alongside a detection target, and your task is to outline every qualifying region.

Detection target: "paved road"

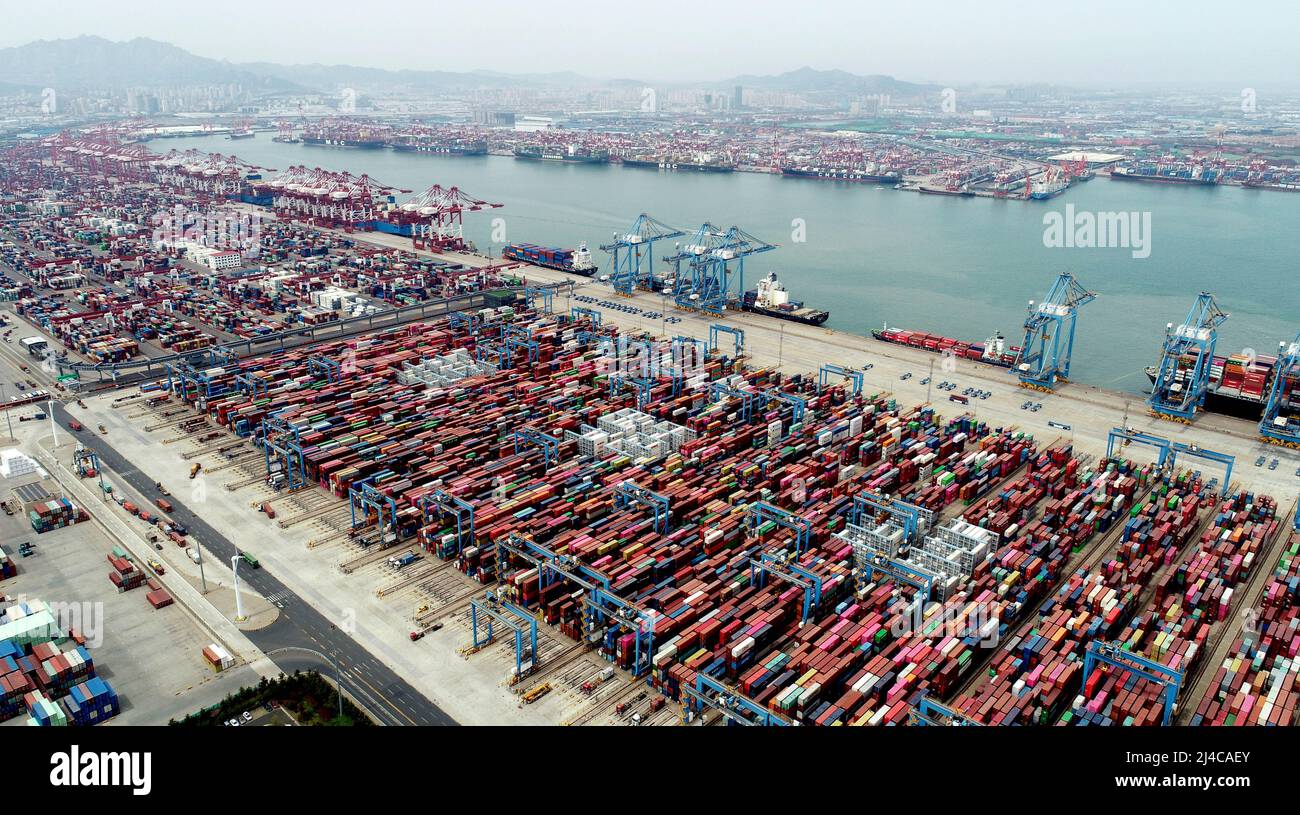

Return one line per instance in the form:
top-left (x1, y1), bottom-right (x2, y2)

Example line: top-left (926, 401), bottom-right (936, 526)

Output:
top-left (44, 398), bottom-right (457, 726)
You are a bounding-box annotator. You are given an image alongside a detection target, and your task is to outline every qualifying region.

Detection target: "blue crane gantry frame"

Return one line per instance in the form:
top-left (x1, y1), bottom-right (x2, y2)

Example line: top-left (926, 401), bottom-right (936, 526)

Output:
top-left (1294, 498), bottom-right (1300, 533)
top-left (1017, 273), bottom-right (1097, 391)
top-left (419, 490), bottom-right (475, 558)
top-left (709, 324), bottom-right (745, 359)
top-left (909, 694), bottom-right (984, 726)
top-left (307, 355), bottom-right (341, 384)
top-left (166, 358), bottom-right (231, 402)
top-left (614, 481), bottom-right (671, 534)
top-left (852, 492), bottom-right (925, 543)
top-left (818, 364), bottom-right (864, 396)
top-left (448, 310), bottom-right (480, 333)
top-left (1260, 332), bottom-right (1300, 446)
top-left (72, 446), bottom-right (106, 492)
top-left (522, 286), bottom-right (554, 314)
top-left (748, 552), bottom-right (823, 624)
top-left (1105, 427), bottom-right (1232, 496)
top-left (262, 414), bottom-right (306, 490)
top-left (602, 213), bottom-right (685, 296)
top-left (668, 335), bottom-right (708, 395)
top-left (569, 306), bottom-right (602, 327)
top-left (1106, 427), bottom-right (1172, 468)
top-left (469, 593), bottom-right (540, 680)
top-left (1148, 292), bottom-right (1229, 421)
top-left (683, 673), bottom-right (791, 726)
top-left (708, 381), bottom-right (756, 423)
top-left (496, 534), bottom-right (657, 677)
top-left (745, 501), bottom-right (813, 554)
top-left (513, 427), bottom-right (560, 469)
top-left (1169, 441), bottom-right (1233, 497)
top-left (664, 224), bottom-right (776, 315)
top-left (1083, 641), bottom-right (1184, 726)
top-left (348, 476), bottom-right (400, 544)
top-left (758, 389), bottom-right (808, 428)
top-left (234, 369), bottom-right (268, 402)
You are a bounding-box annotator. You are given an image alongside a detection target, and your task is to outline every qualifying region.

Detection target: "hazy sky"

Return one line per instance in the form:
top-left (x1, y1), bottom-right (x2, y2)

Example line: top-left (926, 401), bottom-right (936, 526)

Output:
top-left (3, 0), bottom-right (1297, 86)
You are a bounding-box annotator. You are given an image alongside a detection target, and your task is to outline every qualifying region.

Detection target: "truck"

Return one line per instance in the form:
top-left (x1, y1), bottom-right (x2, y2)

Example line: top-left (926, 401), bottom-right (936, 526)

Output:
top-left (388, 551), bottom-right (419, 570)
top-left (240, 552), bottom-right (260, 569)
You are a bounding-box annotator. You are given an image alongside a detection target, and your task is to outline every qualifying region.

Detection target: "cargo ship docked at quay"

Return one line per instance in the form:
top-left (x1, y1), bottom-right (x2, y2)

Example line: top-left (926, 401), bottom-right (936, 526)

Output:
top-left (391, 135), bottom-right (488, 155)
top-left (739, 272), bottom-right (829, 326)
top-left (1144, 351), bottom-right (1280, 420)
top-left (1109, 164), bottom-right (1219, 185)
top-left (502, 242), bottom-right (599, 275)
top-left (302, 134), bottom-right (387, 149)
top-left (780, 166), bottom-right (901, 184)
top-left (872, 325), bottom-right (1021, 368)
top-left (623, 155), bottom-right (735, 172)
top-left (513, 145), bottom-right (609, 164)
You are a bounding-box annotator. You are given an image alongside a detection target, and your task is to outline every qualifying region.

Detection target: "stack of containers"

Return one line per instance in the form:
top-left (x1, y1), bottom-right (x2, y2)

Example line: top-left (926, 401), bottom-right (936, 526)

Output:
top-left (24, 690), bottom-right (68, 726)
top-left (1065, 491), bottom-right (1280, 725)
top-left (952, 476), bottom-right (1206, 725)
top-left (202, 644), bottom-right (235, 673)
top-left (29, 499), bottom-right (82, 533)
top-left (1192, 529), bottom-right (1300, 725)
top-left (0, 546), bottom-right (15, 580)
top-left (60, 678), bottom-right (120, 725)
top-left (108, 551), bottom-right (145, 593)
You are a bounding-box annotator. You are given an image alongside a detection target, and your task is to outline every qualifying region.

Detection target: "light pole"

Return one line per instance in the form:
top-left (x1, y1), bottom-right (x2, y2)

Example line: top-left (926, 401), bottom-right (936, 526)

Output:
top-left (926, 358), bottom-right (935, 404)
top-left (231, 553), bottom-right (246, 622)
top-left (778, 321), bottom-right (786, 369)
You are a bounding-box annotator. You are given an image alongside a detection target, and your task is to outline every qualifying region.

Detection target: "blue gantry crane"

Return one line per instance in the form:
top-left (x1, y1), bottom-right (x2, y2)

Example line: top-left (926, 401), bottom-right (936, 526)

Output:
top-left (708, 324), bottom-right (745, 359)
top-left (663, 224), bottom-right (776, 315)
top-left (419, 490), bottom-right (476, 558)
top-left (748, 552), bottom-right (823, 624)
top-left (683, 672), bottom-right (791, 726)
top-left (307, 355), bottom-right (342, 384)
top-left (708, 381), bottom-right (757, 422)
top-left (1106, 426), bottom-right (1172, 468)
top-left (909, 694), bottom-right (983, 726)
top-left (262, 414), bottom-right (306, 490)
top-left (602, 213), bottom-right (685, 296)
top-left (349, 476), bottom-right (401, 545)
top-left (1083, 641), bottom-right (1184, 726)
top-left (1148, 292), bottom-right (1229, 422)
top-left (469, 591), bottom-right (540, 680)
top-left (1259, 332), bottom-right (1300, 446)
top-left (513, 427), bottom-right (559, 469)
top-left (496, 534), bottom-right (658, 677)
top-left (1016, 273), bottom-right (1097, 391)
top-left (745, 502), bottom-right (813, 554)
top-left (818, 364), bottom-right (864, 396)
top-left (614, 481), bottom-right (671, 533)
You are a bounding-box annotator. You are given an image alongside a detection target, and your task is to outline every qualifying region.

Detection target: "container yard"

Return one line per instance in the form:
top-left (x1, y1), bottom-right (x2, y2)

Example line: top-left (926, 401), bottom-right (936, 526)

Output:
top-left (2, 82), bottom-right (1298, 745)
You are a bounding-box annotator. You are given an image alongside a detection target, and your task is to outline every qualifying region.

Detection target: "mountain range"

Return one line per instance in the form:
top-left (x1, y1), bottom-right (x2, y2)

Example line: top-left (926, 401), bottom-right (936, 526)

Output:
top-left (0, 36), bottom-right (936, 97)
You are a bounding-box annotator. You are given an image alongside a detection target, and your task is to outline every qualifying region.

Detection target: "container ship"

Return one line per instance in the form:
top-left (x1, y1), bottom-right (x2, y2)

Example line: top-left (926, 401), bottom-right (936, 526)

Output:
top-left (302, 131), bottom-right (388, 149)
top-left (1028, 171), bottom-right (1069, 200)
top-left (513, 145), bottom-right (609, 164)
top-left (1144, 351), bottom-right (1277, 420)
top-left (918, 184), bottom-right (975, 197)
top-left (871, 324), bottom-right (1021, 368)
top-left (227, 130), bottom-right (255, 141)
top-left (739, 272), bottom-right (829, 326)
top-left (502, 242), bottom-right (599, 276)
top-left (623, 155), bottom-right (735, 172)
top-left (781, 166), bottom-right (901, 184)
top-left (1109, 164), bottom-right (1219, 185)
top-left (391, 135), bottom-right (488, 155)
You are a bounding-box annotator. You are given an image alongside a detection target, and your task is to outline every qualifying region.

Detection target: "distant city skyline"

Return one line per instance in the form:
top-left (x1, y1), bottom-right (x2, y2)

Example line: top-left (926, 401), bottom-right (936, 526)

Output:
top-left (3, 0), bottom-right (1298, 89)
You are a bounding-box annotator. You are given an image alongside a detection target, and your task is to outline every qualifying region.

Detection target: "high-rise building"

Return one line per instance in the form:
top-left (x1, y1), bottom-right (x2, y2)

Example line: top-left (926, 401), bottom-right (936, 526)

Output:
top-left (733, 85), bottom-right (744, 110)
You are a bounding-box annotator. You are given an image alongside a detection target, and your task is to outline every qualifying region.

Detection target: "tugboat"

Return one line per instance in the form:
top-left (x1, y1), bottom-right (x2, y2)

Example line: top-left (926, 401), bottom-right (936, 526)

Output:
top-left (739, 272), bottom-right (829, 326)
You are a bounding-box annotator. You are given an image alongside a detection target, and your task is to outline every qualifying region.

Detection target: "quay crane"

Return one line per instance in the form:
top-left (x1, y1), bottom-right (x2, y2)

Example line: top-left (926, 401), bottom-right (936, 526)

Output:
top-left (1148, 292), bottom-right (1228, 423)
top-left (1016, 273), bottom-right (1096, 392)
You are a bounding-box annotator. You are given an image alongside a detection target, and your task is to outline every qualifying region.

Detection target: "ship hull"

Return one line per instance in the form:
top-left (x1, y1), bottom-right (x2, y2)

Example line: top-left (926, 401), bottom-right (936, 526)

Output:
top-left (742, 303), bottom-right (829, 326)
top-left (392, 144), bottom-right (487, 156)
top-left (302, 137), bottom-right (387, 149)
top-left (1144, 367), bottom-right (1268, 420)
top-left (781, 168), bottom-right (900, 184)
top-left (1110, 170), bottom-right (1216, 185)
top-left (872, 329), bottom-right (1017, 368)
